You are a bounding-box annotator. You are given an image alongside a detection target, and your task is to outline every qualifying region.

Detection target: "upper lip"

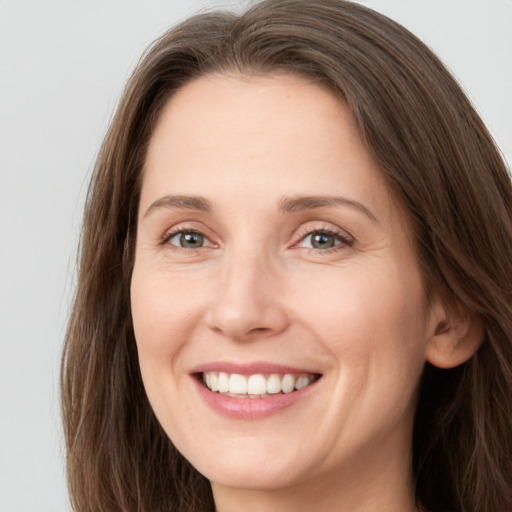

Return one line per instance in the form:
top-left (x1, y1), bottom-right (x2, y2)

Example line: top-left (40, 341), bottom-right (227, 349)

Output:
top-left (191, 361), bottom-right (321, 376)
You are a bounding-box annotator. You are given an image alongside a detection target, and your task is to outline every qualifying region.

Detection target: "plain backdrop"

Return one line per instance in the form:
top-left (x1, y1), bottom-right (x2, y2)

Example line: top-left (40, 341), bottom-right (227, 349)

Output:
top-left (0, 1), bottom-right (510, 511)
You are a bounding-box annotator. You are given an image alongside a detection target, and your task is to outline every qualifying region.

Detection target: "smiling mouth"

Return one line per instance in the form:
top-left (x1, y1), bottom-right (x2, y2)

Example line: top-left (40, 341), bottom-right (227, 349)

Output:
top-left (199, 371), bottom-right (321, 398)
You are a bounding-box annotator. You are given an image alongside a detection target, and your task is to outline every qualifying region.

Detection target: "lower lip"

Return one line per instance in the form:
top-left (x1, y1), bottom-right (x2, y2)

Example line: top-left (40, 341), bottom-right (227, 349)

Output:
top-left (193, 376), bottom-right (320, 420)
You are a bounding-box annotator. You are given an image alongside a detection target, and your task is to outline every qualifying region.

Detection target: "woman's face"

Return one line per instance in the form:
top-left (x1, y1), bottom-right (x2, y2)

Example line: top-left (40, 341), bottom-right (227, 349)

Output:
top-left (131, 74), bottom-right (438, 495)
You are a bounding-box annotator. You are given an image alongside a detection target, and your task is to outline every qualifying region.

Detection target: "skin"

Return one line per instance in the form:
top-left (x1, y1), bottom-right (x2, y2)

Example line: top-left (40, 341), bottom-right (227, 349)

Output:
top-left (130, 74), bottom-right (479, 512)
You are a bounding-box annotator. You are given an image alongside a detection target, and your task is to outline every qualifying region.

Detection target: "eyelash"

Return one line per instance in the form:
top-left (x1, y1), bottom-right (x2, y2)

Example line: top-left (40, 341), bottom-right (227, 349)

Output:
top-left (293, 226), bottom-right (354, 253)
top-left (160, 228), bottom-right (211, 250)
top-left (160, 225), bottom-right (354, 254)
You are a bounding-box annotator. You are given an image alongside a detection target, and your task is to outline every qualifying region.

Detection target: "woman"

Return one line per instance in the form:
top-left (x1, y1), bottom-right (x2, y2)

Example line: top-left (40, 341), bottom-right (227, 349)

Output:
top-left (61, 1), bottom-right (512, 511)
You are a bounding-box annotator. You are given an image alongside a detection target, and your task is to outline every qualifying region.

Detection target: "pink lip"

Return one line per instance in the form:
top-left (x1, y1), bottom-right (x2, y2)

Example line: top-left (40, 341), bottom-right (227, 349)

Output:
top-left (191, 361), bottom-right (318, 375)
top-left (190, 362), bottom-right (322, 420)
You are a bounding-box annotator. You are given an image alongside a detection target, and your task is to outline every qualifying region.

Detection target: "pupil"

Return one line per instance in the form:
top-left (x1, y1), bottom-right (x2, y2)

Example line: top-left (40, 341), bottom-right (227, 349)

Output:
top-left (180, 232), bottom-right (203, 248)
top-left (312, 233), bottom-right (334, 249)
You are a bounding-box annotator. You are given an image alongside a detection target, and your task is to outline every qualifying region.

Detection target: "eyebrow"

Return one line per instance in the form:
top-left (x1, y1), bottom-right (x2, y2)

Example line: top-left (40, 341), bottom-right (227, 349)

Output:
top-left (144, 195), bottom-right (212, 217)
top-left (278, 195), bottom-right (378, 223)
top-left (143, 193), bottom-right (377, 223)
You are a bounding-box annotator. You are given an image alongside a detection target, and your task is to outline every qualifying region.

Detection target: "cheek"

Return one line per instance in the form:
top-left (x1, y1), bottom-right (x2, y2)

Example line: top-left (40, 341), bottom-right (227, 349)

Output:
top-left (130, 267), bottom-right (204, 372)
top-left (298, 262), bottom-right (424, 339)
top-left (130, 266), bottom-right (210, 439)
top-left (290, 258), bottom-right (428, 398)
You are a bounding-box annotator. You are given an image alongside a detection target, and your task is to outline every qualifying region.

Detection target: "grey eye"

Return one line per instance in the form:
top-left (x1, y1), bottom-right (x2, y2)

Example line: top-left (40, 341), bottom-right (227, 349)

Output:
top-left (169, 231), bottom-right (206, 248)
top-left (308, 232), bottom-right (337, 249)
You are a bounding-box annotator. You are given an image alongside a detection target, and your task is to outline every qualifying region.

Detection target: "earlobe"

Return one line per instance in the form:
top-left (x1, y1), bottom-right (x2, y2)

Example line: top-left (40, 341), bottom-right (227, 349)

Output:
top-left (425, 302), bottom-right (485, 369)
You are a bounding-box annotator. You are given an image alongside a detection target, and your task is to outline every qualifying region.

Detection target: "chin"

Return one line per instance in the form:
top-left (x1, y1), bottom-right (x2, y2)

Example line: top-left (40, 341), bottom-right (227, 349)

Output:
top-left (171, 432), bottom-right (313, 491)
top-left (201, 459), bottom-right (305, 491)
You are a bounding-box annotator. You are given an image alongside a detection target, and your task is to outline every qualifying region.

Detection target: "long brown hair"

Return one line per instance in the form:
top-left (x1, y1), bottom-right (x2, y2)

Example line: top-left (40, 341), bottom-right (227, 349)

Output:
top-left (61, 1), bottom-right (512, 510)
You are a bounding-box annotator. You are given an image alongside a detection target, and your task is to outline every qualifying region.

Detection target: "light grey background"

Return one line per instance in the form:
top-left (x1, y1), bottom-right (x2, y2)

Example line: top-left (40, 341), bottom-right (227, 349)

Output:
top-left (0, 1), bottom-right (510, 511)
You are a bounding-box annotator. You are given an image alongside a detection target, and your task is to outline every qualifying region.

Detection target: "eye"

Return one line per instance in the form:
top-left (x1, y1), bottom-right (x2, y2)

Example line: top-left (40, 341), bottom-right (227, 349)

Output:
top-left (304, 232), bottom-right (338, 249)
top-left (165, 230), bottom-right (211, 249)
top-left (297, 228), bottom-right (353, 251)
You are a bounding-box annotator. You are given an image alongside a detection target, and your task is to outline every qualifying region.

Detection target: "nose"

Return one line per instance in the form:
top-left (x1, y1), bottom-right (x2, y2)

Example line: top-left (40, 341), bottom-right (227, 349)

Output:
top-left (204, 251), bottom-right (289, 342)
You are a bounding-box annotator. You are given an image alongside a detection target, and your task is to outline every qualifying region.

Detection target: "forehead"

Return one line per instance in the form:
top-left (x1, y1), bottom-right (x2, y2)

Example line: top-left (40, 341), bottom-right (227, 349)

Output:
top-left (140, 73), bottom-right (394, 220)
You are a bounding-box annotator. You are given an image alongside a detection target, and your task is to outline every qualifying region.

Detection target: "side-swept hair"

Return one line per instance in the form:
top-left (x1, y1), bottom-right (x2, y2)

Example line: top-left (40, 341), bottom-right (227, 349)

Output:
top-left (61, 1), bottom-right (512, 510)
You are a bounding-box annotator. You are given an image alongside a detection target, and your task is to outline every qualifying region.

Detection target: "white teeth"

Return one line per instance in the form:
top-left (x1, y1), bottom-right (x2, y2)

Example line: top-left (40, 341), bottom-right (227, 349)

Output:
top-left (247, 374), bottom-right (267, 394)
top-left (202, 371), bottom-right (317, 396)
top-left (282, 374), bottom-right (295, 393)
top-left (229, 374), bottom-right (247, 394)
top-left (209, 372), bottom-right (219, 392)
top-left (218, 372), bottom-right (229, 393)
top-left (267, 374), bottom-right (282, 394)
top-left (295, 376), bottom-right (310, 390)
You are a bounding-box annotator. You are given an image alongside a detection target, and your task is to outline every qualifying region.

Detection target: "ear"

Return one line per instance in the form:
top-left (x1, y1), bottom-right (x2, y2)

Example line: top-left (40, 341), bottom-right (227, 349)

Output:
top-left (425, 301), bottom-right (485, 369)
